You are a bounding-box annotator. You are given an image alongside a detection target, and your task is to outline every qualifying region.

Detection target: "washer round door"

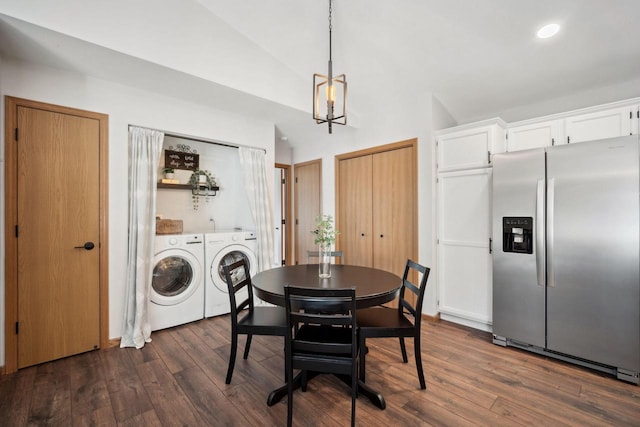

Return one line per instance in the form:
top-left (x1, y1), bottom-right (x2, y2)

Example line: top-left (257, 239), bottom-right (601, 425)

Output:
top-left (151, 249), bottom-right (203, 306)
top-left (211, 244), bottom-right (258, 293)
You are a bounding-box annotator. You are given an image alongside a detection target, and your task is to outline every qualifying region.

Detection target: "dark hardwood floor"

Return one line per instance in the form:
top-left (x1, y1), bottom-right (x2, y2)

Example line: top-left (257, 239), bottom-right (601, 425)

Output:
top-left (1, 316), bottom-right (639, 426)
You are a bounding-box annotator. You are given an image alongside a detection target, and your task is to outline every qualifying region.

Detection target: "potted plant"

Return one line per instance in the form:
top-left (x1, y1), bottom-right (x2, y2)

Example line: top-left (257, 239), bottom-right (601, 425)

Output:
top-left (312, 214), bottom-right (339, 278)
top-left (189, 169), bottom-right (216, 210)
top-left (163, 167), bottom-right (175, 179)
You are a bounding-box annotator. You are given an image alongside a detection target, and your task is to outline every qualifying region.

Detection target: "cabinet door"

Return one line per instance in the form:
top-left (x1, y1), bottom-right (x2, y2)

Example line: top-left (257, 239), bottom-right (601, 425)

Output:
top-left (507, 119), bottom-right (564, 151)
top-left (437, 168), bottom-right (492, 326)
top-left (372, 147), bottom-right (414, 278)
top-left (565, 105), bottom-right (637, 143)
top-left (337, 155), bottom-right (373, 267)
top-left (437, 124), bottom-right (505, 172)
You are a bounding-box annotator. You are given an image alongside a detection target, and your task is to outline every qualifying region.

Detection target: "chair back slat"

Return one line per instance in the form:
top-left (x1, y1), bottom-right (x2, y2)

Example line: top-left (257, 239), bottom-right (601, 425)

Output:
top-left (293, 341), bottom-right (353, 355)
top-left (403, 279), bottom-right (420, 297)
top-left (400, 299), bottom-right (416, 317)
top-left (291, 312), bottom-right (352, 326)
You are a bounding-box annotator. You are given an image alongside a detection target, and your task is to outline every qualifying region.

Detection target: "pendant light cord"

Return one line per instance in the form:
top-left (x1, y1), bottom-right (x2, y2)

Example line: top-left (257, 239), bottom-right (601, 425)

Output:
top-left (328, 0), bottom-right (333, 62)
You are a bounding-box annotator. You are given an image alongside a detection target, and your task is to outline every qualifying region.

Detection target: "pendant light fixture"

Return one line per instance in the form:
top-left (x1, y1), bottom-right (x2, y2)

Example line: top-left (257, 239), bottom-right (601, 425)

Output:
top-left (313, 0), bottom-right (347, 134)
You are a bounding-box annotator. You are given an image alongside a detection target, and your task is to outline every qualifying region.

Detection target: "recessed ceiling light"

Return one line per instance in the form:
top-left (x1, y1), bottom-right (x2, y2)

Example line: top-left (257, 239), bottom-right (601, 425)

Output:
top-left (537, 23), bottom-right (560, 39)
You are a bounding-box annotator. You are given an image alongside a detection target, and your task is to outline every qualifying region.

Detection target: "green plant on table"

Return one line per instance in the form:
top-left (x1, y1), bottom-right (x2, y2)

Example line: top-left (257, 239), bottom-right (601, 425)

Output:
top-left (312, 214), bottom-right (339, 247)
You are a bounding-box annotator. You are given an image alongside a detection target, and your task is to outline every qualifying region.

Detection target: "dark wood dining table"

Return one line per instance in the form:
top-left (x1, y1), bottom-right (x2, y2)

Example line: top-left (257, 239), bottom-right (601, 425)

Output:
top-left (252, 263), bottom-right (403, 410)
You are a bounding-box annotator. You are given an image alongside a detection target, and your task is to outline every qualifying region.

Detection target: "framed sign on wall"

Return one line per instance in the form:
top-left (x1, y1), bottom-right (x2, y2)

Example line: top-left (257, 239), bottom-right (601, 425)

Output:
top-left (165, 148), bottom-right (199, 171)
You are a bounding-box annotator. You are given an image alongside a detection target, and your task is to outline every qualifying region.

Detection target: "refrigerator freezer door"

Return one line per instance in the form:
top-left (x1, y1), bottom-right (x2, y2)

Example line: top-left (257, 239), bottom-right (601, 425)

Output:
top-left (492, 148), bottom-right (546, 347)
top-left (546, 136), bottom-right (640, 371)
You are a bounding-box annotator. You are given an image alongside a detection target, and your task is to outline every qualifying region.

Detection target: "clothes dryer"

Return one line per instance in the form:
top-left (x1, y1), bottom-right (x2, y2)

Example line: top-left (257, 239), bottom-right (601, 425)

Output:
top-left (204, 231), bottom-right (259, 317)
top-left (149, 233), bottom-right (205, 331)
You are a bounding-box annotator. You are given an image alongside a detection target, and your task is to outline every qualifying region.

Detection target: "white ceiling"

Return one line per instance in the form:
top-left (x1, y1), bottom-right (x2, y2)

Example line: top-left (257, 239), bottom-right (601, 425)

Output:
top-left (198, 0), bottom-right (640, 122)
top-left (1, 0), bottom-right (640, 146)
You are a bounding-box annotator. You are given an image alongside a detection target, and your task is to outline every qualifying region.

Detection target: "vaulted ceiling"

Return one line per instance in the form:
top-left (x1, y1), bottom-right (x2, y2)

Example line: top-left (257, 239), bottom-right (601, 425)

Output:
top-left (1, 0), bottom-right (639, 146)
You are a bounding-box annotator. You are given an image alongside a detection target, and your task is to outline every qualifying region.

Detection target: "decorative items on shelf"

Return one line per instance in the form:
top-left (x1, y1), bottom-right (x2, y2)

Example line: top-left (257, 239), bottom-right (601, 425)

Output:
top-left (159, 167), bottom-right (179, 184)
top-left (163, 167), bottom-right (175, 179)
top-left (312, 214), bottom-right (339, 278)
top-left (189, 169), bottom-right (217, 210)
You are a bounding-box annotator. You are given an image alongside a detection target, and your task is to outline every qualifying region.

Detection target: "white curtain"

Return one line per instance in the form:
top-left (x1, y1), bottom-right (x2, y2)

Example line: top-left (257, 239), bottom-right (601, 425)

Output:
top-left (120, 126), bottom-right (164, 348)
top-left (239, 146), bottom-right (275, 272)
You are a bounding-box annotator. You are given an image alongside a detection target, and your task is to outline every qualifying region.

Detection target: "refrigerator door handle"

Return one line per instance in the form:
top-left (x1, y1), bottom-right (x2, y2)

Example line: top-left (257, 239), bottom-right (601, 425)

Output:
top-left (536, 179), bottom-right (546, 287)
top-left (547, 178), bottom-right (555, 288)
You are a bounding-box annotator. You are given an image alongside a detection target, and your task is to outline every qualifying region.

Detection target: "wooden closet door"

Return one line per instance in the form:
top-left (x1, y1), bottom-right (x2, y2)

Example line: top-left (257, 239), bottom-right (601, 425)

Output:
top-left (372, 146), bottom-right (414, 278)
top-left (337, 155), bottom-right (373, 266)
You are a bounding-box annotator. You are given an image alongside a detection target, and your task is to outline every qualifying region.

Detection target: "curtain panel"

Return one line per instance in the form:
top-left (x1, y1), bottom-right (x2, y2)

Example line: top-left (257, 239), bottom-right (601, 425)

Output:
top-left (238, 147), bottom-right (275, 272)
top-left (120, 126), bottom-right (164, 348)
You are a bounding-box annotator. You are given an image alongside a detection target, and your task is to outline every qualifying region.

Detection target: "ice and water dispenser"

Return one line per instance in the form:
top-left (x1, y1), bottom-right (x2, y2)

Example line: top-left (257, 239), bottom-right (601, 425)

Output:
top-left (502, 217), bottom-right (533, 254)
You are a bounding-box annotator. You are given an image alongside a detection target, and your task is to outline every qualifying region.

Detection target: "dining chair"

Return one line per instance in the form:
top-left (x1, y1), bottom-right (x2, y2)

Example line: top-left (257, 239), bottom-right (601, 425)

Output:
top-left (222, 258), bottom-right (288, 384)
top-left (306, 250), bottom-right (343, 264)
top-left (357, 259), bottom-right (431, 389)
top-left (284, 285), bottom-right (359, 427)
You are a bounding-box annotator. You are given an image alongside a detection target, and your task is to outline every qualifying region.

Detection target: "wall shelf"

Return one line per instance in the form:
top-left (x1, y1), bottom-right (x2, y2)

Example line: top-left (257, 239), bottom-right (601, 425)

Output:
top-left (157, 182), bottom-right (219, 196)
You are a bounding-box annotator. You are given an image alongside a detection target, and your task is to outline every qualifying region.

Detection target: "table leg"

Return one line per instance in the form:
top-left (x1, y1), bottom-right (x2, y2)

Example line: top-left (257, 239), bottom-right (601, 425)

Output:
top-left (267, 372), bottom-right (385, 410)
top-left (335, 375), bottom-right (386, 410)
top-left (267, 371), bottom-right (319, 406)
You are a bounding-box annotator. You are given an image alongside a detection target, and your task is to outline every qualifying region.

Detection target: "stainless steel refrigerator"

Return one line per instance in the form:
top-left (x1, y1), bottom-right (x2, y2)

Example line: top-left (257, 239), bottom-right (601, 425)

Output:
top-left (492, 135), bottom-right (640, 384)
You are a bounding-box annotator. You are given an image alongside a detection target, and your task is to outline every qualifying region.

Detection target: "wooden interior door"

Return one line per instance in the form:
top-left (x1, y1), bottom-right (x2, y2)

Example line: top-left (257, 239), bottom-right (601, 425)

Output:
top-left (294, 159), bottom-right (321, 264)
top-left (337, 154), bottom-right (373, 266)
top-left (15, 104), bottom-right (101, 368)
top-left (372, 146), bottom-right (414, 277)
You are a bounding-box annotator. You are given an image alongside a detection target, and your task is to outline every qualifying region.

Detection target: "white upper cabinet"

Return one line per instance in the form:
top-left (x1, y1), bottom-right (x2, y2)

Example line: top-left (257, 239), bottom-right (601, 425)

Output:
top-left (506, 119), bottom-right (565, 151)
top-left (565, 104), bottom-right (638, 144)
top-left (436, 119), bottom-right (506, 172)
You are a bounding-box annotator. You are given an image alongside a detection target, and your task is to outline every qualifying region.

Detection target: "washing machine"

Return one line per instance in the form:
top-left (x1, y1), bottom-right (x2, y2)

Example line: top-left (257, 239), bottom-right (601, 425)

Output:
top-left (149, 233), bottom-right (205, 331)
top-left (204, 230), bottom-right (259, 317)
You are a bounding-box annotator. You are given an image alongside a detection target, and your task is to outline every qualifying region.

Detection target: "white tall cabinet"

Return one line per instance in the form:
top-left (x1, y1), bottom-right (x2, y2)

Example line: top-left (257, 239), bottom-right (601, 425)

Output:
top-left (435, 119), bottom-right (505, 331)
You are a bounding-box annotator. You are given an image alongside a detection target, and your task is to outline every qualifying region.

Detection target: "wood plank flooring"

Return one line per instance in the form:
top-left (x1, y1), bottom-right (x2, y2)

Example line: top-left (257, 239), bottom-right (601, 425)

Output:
top-left (1, 316), bottom-right (639, 426)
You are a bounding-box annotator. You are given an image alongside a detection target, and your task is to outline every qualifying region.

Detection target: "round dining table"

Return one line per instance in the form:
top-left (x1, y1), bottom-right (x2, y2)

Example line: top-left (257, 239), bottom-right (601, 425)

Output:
top-left (252, 263), bottom-right (403, 410)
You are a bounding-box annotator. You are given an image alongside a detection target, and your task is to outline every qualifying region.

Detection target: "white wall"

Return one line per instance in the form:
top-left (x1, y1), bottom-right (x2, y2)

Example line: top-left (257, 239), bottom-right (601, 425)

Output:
top-left (274, 138), bottom-right (292, 165)
top-left (0, 58), bottom-right (275, 365)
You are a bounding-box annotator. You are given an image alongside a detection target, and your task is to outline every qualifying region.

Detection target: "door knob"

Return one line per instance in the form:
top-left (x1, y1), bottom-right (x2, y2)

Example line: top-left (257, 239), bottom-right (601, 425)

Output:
top-left (74, 242), bottom-right (95, 250)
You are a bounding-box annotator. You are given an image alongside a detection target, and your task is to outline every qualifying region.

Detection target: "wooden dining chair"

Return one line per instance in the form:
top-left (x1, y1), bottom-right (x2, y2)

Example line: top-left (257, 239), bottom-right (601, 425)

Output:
top-left (357, 259), bottom-right (431, 389)
top-left (306, 250), bottom-right (343, 264)
top-left (222, 258), bottom-right (288, 384)
top-left (284, 285), bottom-right (359, 427)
